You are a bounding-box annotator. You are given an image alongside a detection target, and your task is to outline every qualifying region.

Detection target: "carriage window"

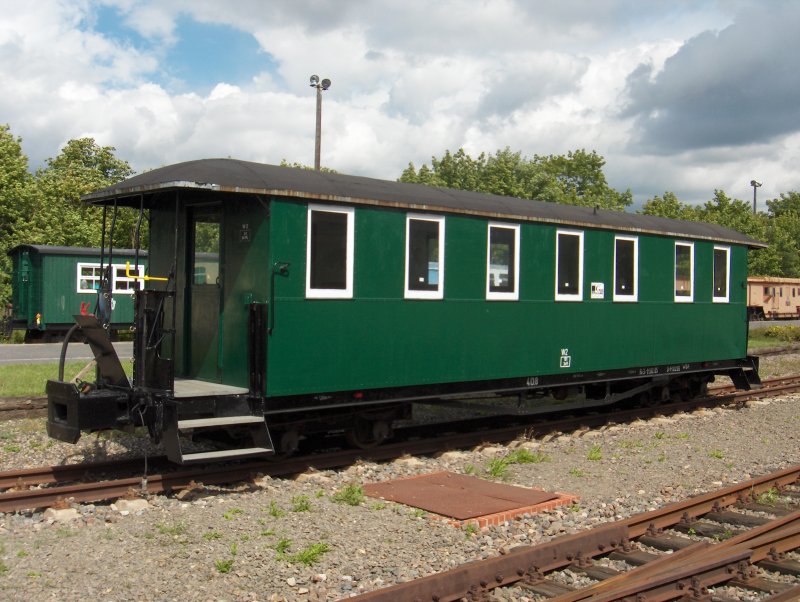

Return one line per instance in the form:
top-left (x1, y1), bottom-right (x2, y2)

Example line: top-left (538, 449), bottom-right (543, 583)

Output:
top-left (113, 265), bottom-right (144, 293)
top-left (306, 205), bottom-right (354, 299)
top-left (78, 263), bottom-right (144, 293)
top-left (555, 230), bottom-right (584, 301)
top-left (77, 263), bottom-right (102, 293)
top-left (713, 246), bottom-right (730, 303)
top-left (613, 236), bottom-right (638, 302)
top-left (405, 214), bottom-right (445, 299)
top-left (674, 242), bottom-right (694, 302)
top-left (486, 223), bottom-right (519, 300)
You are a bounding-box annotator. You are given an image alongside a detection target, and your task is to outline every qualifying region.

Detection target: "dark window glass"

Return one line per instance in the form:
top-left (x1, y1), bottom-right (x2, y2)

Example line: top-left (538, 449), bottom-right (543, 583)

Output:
top-left (615, 239), bottom-right (635, 296)
top-left (557, 233), bottom-right (580, 296)
top-left (675, 244), bottom-right (692, 298)
top-left (764, 286), bottom-right (770, 295)
top-left (309, 210), bottom-right (347, 290)
top-left (407, 219), bottom-right (440, 291)
top-left (713, 248), bottom-right (728, 299)
top-left (489, 226), bottom-right (515, 293)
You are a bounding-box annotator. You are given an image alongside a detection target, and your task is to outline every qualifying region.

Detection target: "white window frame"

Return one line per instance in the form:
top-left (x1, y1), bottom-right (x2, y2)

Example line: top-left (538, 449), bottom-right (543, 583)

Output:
top-left (77, 262), bottom-right (144, 294)
top-left (113, 263), bottom-right (145, 293)
top-left (305, 204), bottom-right (355, 299)
top-left (404, 214), bottom-right (445, 300)
top-left (554, 229), bottom-right (584, 302)
top-left (77, 263), bottom-right (103, 294)
top-left (674, 241), bottom-right (694, 303)
top-left (486, 222), bottom-right (520, 301)
top-left (712, 245), bottom-right (730, 303)
top-left (612, 235), bottom-right (638, 302)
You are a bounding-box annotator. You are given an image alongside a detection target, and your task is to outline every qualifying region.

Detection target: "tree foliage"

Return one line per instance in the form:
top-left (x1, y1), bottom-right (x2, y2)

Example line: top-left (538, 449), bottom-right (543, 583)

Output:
top-left (0, 128), bottom-right (137, 307)
top-left (0, 125), bottom-right (36, 304)
top-left (400, 147), bottom-right (632, 210)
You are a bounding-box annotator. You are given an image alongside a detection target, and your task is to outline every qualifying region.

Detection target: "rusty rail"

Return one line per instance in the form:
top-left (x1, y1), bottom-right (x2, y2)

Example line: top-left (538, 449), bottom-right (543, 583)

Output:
top-left (347, 465), bottom-right (800, 601)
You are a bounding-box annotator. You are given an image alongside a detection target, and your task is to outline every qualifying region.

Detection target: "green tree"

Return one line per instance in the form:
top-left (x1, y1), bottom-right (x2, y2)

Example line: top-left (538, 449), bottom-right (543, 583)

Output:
top-left (0, 125), bottom-right (36, 305)
top-left (26, 138), bottom-right (137, 249)
top-left (400, 147), bottom-right (631, 211)
top-left (641, 191), bottom-right (696, 220)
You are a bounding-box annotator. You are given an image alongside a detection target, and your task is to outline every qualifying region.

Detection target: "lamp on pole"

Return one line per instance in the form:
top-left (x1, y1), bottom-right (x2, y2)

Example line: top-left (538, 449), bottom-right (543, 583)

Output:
top-left (309, 74), bottom-right (331, 171)
top-left (750, 179), bottom-right (762, 214)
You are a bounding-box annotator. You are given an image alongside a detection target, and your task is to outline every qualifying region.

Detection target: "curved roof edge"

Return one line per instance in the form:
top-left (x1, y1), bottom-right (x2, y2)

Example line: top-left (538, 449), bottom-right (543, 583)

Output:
top-left (7, 244), bottom-right (148, 258)
top-left (83, 158), bottom-right (767, 249)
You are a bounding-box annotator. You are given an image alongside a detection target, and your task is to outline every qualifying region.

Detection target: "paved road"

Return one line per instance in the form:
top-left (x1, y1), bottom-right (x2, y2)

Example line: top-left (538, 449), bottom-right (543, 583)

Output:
top-left (0, 342), bottom-right (133, 365)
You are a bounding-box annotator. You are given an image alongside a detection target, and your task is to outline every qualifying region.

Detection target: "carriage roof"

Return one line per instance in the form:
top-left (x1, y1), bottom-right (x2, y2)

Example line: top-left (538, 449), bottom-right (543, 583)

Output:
top-left (83, 158), bottom-right (766, 248)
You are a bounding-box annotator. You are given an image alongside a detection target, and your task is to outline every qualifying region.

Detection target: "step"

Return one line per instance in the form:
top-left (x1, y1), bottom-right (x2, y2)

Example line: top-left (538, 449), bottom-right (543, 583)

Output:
top-left (178, 415), bottom-right (265, 429)
top-left (180, 447), bottom-right (273, 462)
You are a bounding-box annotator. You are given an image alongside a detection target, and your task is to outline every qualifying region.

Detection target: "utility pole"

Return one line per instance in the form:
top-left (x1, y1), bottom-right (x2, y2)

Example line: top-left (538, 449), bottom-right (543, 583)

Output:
top-left (750, 179), bottom-right (761, 214)
top-left (309, 75), bottom-right (331, 170)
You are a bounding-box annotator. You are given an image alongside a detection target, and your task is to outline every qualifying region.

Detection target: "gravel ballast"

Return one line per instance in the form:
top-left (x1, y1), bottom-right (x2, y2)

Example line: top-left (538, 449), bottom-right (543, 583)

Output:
top-left (0, 357), bottom-right (798, 601)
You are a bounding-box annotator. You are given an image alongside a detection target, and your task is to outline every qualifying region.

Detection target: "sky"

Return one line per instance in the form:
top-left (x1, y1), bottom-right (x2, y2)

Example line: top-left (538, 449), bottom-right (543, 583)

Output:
top-left (1, 0), bottom-right (798, 208)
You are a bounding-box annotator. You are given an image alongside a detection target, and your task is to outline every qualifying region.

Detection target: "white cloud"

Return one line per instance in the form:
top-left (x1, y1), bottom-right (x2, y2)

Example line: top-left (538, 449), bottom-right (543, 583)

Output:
top-left (0, 0), bottom-right (797, 207)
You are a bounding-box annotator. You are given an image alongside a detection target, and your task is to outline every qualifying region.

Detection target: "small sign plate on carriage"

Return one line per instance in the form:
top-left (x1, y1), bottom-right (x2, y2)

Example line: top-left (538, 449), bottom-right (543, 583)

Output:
top-left (364, 471), bottom-right (577, 525)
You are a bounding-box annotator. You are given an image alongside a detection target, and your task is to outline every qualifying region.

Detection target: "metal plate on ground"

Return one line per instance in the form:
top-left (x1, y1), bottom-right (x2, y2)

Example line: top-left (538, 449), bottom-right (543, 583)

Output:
top-left (363, 471), bottom-right (559, 520)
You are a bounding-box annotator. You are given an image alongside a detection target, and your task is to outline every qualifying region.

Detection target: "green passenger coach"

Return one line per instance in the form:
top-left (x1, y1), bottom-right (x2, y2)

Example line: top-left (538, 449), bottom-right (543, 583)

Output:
top-left (44, 159), bottom-right (764, 462)
top-left (7, 245), bottom-right (147, 342)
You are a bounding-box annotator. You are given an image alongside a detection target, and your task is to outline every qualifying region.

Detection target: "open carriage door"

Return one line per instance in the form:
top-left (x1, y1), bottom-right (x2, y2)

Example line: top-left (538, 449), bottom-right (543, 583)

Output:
top-left (187, 204), bottom-right (223, 381)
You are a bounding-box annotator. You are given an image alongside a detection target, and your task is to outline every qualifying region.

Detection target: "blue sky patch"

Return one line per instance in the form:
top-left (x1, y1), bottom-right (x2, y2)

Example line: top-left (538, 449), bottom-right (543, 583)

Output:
top-left (163, 14), bottom-right (275, 94)
top-left (91, 6), bottom-right (279, 94)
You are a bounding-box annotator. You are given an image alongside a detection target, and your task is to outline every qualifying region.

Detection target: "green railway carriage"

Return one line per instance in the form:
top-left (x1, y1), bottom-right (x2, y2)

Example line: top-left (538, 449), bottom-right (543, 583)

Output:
top-left (6, 245), bottom-right (147, 342)
top-left (45, 159), bottom-right (764, 462)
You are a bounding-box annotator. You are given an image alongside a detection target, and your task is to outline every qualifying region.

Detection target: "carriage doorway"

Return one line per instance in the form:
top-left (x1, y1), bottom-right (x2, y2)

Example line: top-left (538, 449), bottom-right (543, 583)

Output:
top-left (187, 205), bottom-right (222, 381)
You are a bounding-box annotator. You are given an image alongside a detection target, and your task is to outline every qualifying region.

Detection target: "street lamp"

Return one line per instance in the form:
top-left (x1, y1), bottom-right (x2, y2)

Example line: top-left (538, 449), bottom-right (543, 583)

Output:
top-left (750, 179), bottom-right (762, 214)
top-left (309, 74), bottom-right (331, 171)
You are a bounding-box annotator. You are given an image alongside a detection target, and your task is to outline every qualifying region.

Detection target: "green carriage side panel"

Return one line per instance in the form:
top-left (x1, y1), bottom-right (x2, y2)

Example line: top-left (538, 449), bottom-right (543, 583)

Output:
top-left (264, 198), bottom-right (750, 398)
top-left (8, 245), bottom-right (143, 331)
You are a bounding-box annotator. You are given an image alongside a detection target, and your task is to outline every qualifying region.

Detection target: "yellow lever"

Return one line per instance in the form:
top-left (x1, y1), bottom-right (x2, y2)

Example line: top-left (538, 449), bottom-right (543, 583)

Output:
top-left (126, 261), bottom-right (168, 282)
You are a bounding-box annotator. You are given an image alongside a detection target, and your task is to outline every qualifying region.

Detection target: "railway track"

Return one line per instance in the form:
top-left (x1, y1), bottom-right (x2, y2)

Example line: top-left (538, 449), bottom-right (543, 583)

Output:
top-left (348, 465), bottom-right (800, 601)
top-left (1, 375), bottom-right (799, 514)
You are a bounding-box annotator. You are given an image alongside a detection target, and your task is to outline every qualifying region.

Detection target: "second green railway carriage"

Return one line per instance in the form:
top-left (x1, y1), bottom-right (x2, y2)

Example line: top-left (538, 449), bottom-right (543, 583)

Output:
top-left (45, 159), bottom-right (763, 462)
top-left (7, 245), bottom-right (147, 342)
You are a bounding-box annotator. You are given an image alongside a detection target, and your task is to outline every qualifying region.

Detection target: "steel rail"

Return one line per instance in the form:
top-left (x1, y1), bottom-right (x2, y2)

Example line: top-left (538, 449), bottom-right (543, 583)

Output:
top-left (558, 512), bottom-right (800, 601)
top-left (0, 456), bottom-right (169, 489)
top-left (346, 466), bottom-right (800, 602)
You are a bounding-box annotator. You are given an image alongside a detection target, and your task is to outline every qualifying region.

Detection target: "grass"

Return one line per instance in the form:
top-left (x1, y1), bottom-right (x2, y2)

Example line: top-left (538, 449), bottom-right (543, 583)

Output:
top-left (280, 543), bottom-right (330, 566)
top-left (331, 484), bottom-right (365, 506)
top-left (156, 522), bottom-right (187, 536)
top-left (265, 500), bottom-right (285, 518)
top-left (587, 444), bottom-right (602, 461)
top-left (484, 447), bottom-right (551, 480)
top-left (214, 558), bottom-right (234, 573)
top-left (569, 468), bottom-right (587, 477)
top-left (203, 530), bottom-right (222, 541)
top-left (748, 325), bottom-right (800, 351)
top-left (223, 508), bottom-right (244, 520)
top-left (756, 487), bottom-right (779, 506)
top-left (0, 360), bottom-right (134, 397)
top-left (290, 495), bottom-right (312, 512)
top-left (708, 449), bottom-right (724, 460)
top-left (485, 457), bottom-right (510, 478)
